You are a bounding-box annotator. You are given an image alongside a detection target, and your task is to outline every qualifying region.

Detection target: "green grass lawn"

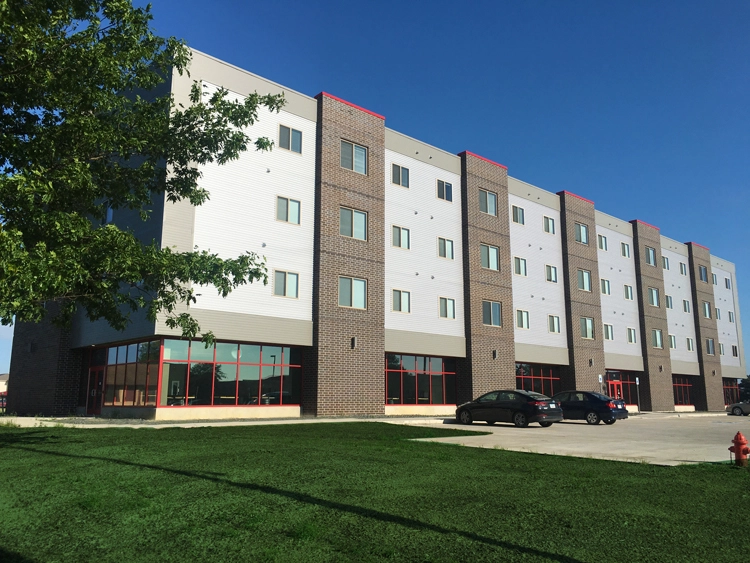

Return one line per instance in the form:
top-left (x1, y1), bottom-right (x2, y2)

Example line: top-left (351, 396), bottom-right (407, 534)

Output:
top-left (0, 422), bottom-right (747, 563)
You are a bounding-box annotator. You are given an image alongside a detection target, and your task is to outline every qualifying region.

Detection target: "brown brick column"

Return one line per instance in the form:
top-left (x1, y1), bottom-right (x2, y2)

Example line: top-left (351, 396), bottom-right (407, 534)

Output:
top-left (686, 242), bottom-right (724, 410)
top-left (457, 152), bottom-right (515, 403)
top-left (557, 191), bottom-right (605, 390)
top-left (630, 220), bottom-right (673, 411)
top-left (7, 310), bottom-right (85, 416)
top-left (309, 92), bottom-right (386, 416)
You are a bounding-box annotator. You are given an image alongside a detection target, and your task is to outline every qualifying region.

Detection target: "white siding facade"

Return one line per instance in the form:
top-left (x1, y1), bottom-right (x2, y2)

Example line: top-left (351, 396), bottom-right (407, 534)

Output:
top-left (713, 265), bottom-right (741, 369)
top-left (662, 247), bottom-right (699, 367)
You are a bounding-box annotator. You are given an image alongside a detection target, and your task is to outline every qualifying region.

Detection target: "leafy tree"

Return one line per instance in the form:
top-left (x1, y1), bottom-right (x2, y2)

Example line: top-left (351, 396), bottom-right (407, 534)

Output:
top-left (0, 0), bottom-right (284, 341)
top-left (739, 377), bottom-right (750, 402)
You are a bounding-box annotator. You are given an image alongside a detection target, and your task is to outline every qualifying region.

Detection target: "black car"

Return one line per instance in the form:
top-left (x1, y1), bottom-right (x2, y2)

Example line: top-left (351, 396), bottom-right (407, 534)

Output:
top-left (456, 389), bottom-right (563, 428)
top-left (552, 391), bottom-right (629, 425)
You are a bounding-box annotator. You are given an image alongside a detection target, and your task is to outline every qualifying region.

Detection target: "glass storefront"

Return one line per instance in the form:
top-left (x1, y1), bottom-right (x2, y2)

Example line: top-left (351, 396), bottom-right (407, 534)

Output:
top-left (515, 363), bottom-right (561, 397)
top-left (385, 354), bottom-right (456, 405)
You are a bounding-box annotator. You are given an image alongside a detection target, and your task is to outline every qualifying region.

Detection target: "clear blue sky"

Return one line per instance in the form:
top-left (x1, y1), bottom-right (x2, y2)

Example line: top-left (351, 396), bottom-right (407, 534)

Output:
top-left (1, 0), bottom-right (748, 374)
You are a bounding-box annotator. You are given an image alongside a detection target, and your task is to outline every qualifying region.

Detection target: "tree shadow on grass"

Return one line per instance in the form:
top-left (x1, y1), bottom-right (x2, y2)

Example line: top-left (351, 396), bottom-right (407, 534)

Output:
top-left (0, 546), bottom-right (38, 563)
top-left (10, 444), bottom-right (584, 562)
top-left (0, 429), bottom-right (63, 448)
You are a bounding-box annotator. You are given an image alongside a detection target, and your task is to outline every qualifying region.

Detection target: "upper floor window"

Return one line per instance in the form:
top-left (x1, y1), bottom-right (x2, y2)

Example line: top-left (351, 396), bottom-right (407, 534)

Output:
top-left (575, 223), bottom-right (589, 245)
top-left (277, 196), bottom-right (301, 225)
top-left (392, 226), bottom-right (410, 249)
top-left (706, 338), bottom-right (715, 356)
top-left (621, 242), bottom-right (630, 258)
top-left (720, 343), bottom-right (725, 356)
top-left (648, 287), bottom-right (660, 307)
top-left (603, 324), bottom-right (614, 340)
top-left (665, 295), bottom-right (673, 309)
top-left (480, 190), bottom-right (498, 216)
top-left (339, 276), bottom-right (367, 309)
top-left (274, 270), bottom-right (299, 298)
top-left (598, 234), bottom-right (607, 251)
top-left (716, 308), bottom-right (721, 320)
top-left (546, 265), bottom-right (558, 283)
top-left (279, 125), bottom-right (302, 153)
top-left (340, 207), bottom-right (367, 240)
top-left (438, 237), bottom-right (454, 259)
top-left (733, 345), bottom-right (739, 357)
top-left (669, 334), bottom-right (677, 349)
top-left (548, 315), bottom-right (561, 334)
top-left (646, 246), bottom-right (656, 266)
top-left (439, 297), bottom-right (456, 319)
top-left (662, 256), bottom-right (669, 270)
top-left (341, 140), bottom-right (367, 174)
top-left (543, 216), bottom-right (555, 234)
top-left (512, 205), bottom-right (525, 224)
top-left (392, 164), bottom-right (409, 187)
top-left (483, 300), bottom-right (502, 327)
top-left (702, 301), bottom-right (711, 319)
top-left (683, 299), bottom-right (691, 313)
top-left (652, 329), bottom-right (663, 349)
top-left (699, 265), bottom-right (708, 283)
top-left (577, 269), bottom-right (592, 292)
top-left (729, 311), bottom-right (735, 323)
top-left (392, 289), bottom-right (410, 313)
top-left (580, 317), bottom-right (595, 340)
top-left (437, 180), bottom-right (453, 202)
top-left (480, 244), bottom-right (500, 270)
top-left (726, 278), bottom-right (732, 289)
top-left (687, 337), bottom-right (694, 351)
top-left (624, 285), bottom-right (634, 300)
top-left (627, 327), bottom-right (637, 344)
top-left (601, 279), bottom-right (611, 295)
top-left (712, 273), bottom-right (717, 285)
top-left (514, 257), bottom-right (527, 276)
top-left (679, 262), bottom-right (687, 275)
top-left (517, 310), bottom-right (530, 329)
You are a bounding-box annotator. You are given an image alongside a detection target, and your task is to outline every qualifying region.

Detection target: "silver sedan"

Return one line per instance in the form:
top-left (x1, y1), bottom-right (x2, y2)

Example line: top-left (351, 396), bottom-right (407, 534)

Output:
top-left (727, 401), bottom-right (750, 416)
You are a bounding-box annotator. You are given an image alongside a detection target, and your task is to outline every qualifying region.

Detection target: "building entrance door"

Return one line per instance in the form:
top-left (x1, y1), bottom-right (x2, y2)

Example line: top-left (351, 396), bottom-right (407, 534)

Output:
top-left (86, 369), bottom-right (104, 415)
top-left (607, 380), bottom-right (623, 401)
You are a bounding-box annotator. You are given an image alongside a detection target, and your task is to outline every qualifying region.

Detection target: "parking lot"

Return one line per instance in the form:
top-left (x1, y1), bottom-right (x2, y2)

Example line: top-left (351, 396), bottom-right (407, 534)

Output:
top-left (404, 412), bottom-right (750, 465)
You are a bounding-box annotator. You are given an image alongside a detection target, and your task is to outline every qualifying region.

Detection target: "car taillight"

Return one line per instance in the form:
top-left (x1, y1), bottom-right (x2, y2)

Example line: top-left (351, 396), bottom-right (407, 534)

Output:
top-left (529, 401), bottom-right (548, 407)
top-left (606, 401), bottom-right (617, 409)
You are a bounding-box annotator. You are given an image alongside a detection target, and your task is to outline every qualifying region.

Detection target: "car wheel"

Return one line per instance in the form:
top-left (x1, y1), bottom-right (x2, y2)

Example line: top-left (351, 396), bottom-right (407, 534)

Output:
top-left (513, 412), bottom-right (529, 428)
top-left (539, 421), bottom-right (553, 428)
top-left (486, 420), bottom-right (496, 425)
top-left (585, 411), bottom-right (600, 425)
top-left (732, 407), bottom-right (743, 416)
top-left (458, 410), bottom-right (473, 425)
top-left (603, 419), bottom-right (616, 425)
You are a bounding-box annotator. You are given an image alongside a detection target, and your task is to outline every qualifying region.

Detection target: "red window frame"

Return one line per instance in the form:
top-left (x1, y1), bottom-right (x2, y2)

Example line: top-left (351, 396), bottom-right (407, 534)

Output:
top-left (384, 354), bottom-right (456, 405)
top-left (672, 375), bottom-right (693, 406)
top-left (723, 378), bottom-right (740, 406)
top-left (515, 363), bottom-right (560, 397)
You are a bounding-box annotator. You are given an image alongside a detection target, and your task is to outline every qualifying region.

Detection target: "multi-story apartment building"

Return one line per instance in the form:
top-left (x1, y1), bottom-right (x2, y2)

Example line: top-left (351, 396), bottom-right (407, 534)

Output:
top-left (7, 51), bottom-right (746, 419)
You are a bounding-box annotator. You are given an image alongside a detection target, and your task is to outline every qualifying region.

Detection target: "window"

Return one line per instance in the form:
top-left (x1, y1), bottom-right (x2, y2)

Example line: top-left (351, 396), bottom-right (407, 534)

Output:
top-left (652, 329), bottom-right (663, 349)
top-left (546, 265), bottom-right (558, 283)
top-left (577, 269), bottom-right (592, 291)
top-left (575, 223), bottom-right (589, 244)
top-left (699, 265), bottom-right (708, 283)
top-left (621, 242), bottom-right (630, 258)
top-left (662, 256), bottom-right (670, 270)
top-left (438, 237), bottom-right (454, 259)
top-left (543, 216), bottom-right (555, 234)
top-left (276, 196), bottom-right (301, 225)
top-left (624, 285), bottom-right (633, 300)
top-left (512, 205), bottom-right (525, 224)
top-left (385, 354), bottom-right (457, 406)
top-left (480, 244), bottom-right (500, 270)
top-left (437, 179), bottom-right (453, 202)
top-left (517, 310), bottom-right (530, 329)
top-left (339, 276), bottom-right (367, 309)
top-left (604, 324), bottom-right (614, 340)
top-left (702, 301), bottom-right (711, 319)
top-left (392, 164), bottom-right (409, 187)
top-left (340, 140), bottom-right (367, 174)
top-left (726, 278), bottom-right (732, 289)
top-left (392, 225), bottom-right (410, 249)
top-left (480, 190), bottom-right (498, 216)
top-left (729, 311), bottom-right (735, 323)
top-left (439, 297), bottom-right (455, 319)
top-left (716, 308), bottom-right (721, 320)
top-left (679, 262), bottom-right (687, 275)
top-left (598, 234), bottom-right (607, 250)
top-left (279, 125), bottom-right (302, 153)
top-left (706, 338), bottom-right (715, 356)
top-left (733, 345), bottom-right (739, 357)
top-left (719, 343), bottom-right (725, 356)
top-left (683, 299), bottom-right (690, 313)
top-left (580, 317), bottom-right (594, 339)
top-left (665, 295), bottom-right (673, 309)
top-left (548, 315), bottom-right (561, 334)
top-left (601, 279), bottom-right (611, 295)
top-left (648, 287), bottom-right (660, 307)
top-left (627, 327), bottom-right (637, 344)
top-left (669, 334), bottom-right (677, 349)
top-left (392, 289), bottom-right (410, 313)
top-left (273, 270), bottom-right (299, 298)
top-left (646, 246), bottom-right (656, 266)
top-left (514, 257), bottom-right (527, 276)
top-left (687, 337), bottom-right (694, 351)
top-left (340, 207), bottom-right (367, 240)
top-left (712, 273), bottom-right (717, 285)
top-left (482, 301), bottom-right (502, 326)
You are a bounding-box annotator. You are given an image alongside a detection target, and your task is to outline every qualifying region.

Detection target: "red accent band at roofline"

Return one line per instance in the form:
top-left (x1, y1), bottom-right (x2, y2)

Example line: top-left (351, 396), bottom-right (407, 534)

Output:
top-left (315, 92), bottom-right (385, 120)
top-left (686, 241), bottom-right (710, 251)
top-left (556, 190), bottom-right (595, 205)
top-left (458, 151), bottom-right (508, 170)
top-left (631, 219), bottom-right (660, 231)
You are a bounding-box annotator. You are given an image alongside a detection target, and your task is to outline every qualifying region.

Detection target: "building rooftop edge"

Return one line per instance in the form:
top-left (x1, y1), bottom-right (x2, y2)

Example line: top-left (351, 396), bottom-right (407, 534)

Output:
top-left (316, 92), bottom-right (385, 120)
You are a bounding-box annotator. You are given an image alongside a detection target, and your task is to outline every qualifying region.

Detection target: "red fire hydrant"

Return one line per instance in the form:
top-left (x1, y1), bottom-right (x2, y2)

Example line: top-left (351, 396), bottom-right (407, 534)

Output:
top-left (729, 432), bottom-right (749, 467)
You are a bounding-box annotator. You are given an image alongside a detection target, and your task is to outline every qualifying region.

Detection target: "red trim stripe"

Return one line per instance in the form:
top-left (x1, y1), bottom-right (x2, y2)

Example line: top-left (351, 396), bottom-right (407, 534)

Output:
top-left (556, 190), bottom-right (595, 205)
top-left (686, 241), bottom-right (710, 251)
top-left (632, 219), bottom-right (660, 231)
top-left (458, 150), bottom-right (508, 170)
top-left (315, 92), bottom-right (385, 120)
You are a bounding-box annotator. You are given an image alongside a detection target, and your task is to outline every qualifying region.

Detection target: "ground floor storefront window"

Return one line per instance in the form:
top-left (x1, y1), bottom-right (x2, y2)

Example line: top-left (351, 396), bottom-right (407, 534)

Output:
top-left (91, 339), bottom-right (303, 408)
top-left (723, 378), bottom-right (740, 405)
top-left (672, 375), bottom-right (693, 406)
top-left (385, 354), bottom-right (456, 405)
top-left (515, 363), bottom-right (560, 397)
top-left (605, 370), bottom-right (640, 404)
